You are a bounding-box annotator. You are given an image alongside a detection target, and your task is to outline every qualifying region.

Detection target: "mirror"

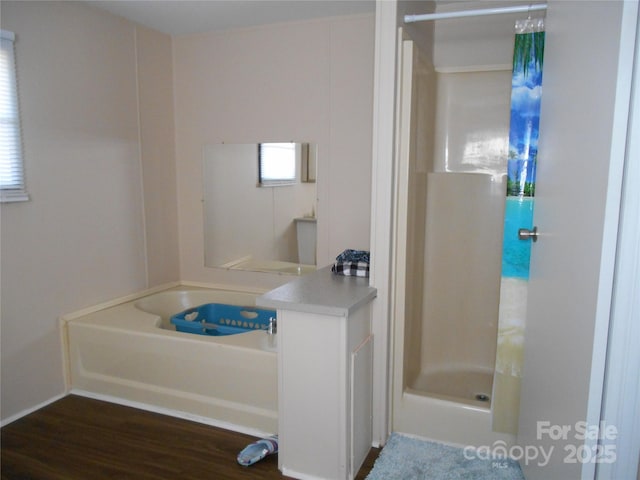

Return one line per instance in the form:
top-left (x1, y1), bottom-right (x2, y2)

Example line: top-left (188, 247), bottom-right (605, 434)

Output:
top-left (203, 143), bottom-right (317, 275)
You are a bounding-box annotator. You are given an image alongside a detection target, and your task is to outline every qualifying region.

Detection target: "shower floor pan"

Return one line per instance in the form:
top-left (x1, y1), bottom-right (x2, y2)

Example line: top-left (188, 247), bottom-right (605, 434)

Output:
top-left (408, 367), bottom-right (494, 408)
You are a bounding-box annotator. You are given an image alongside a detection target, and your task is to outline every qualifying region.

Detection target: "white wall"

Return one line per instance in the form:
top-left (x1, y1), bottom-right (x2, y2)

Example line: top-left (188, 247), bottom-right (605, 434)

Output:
top-left (137, 25), bottom-right (180, 286)
top-left (173, 14), bottom-right (375, 289)
top-left (433, 0), bottom-right (545, 69)
top-left (433, 70), bottom-right (511, 174)
top-left (0, 2), bottom-right (177, 421)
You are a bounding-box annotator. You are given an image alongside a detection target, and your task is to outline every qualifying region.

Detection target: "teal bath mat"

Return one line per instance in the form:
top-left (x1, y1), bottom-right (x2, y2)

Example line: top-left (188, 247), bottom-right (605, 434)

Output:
top-left (366, 433), bottom-right (524, 480)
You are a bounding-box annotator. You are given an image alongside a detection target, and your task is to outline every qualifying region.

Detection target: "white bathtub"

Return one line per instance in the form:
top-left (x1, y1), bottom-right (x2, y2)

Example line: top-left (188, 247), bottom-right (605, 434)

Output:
top-left (62, 284), bottom-right (278, 435)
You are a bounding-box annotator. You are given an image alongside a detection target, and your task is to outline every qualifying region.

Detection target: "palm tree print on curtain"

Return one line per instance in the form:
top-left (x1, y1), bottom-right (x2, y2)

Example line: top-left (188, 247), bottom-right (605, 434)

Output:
top-left (507, 21), bottom-right (545, 198)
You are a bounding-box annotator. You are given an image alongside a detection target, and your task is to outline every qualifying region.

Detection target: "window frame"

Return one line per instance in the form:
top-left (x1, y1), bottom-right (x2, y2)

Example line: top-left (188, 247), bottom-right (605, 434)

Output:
top-left (1, 29), bottom-right (28, 203)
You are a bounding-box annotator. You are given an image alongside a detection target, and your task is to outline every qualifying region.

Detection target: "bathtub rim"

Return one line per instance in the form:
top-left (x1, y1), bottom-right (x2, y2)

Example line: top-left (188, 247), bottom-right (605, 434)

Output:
top-left (60, 281), bottom-right (269, 323)
top-left (403, 386), bottom-right (492, 412)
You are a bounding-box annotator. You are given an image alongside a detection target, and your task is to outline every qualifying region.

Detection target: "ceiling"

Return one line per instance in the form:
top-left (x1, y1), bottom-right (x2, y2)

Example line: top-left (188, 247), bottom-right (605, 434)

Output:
top-left (89, 0), bottom-right (376, 36)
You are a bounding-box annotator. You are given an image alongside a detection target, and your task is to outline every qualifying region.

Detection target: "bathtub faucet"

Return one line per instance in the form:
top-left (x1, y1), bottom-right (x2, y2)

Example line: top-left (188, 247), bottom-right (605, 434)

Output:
top-left (267, 317), bottom-right (277, 335)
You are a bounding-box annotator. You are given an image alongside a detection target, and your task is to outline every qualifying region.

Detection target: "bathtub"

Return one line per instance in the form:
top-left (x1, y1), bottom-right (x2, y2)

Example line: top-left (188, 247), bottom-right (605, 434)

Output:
top-left (61, 284), bottom-right (278, 436)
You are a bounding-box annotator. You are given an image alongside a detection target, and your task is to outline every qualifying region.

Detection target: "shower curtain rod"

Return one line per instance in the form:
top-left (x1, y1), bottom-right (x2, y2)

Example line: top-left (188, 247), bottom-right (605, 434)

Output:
top-left (404, 4), bottom-right (547, 23)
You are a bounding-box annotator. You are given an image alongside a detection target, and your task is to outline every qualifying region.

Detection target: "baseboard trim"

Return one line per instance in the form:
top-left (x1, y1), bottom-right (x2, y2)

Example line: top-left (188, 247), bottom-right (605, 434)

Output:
top-left (1, 392), bottom-right (67, 427)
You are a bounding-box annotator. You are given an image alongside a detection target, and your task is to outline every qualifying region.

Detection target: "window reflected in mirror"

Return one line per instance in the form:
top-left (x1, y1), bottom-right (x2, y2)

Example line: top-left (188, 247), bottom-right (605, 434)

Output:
top-left (203, 142), bottom-right (317, 275)
top-left (258, 142), bottom-right (297, 186)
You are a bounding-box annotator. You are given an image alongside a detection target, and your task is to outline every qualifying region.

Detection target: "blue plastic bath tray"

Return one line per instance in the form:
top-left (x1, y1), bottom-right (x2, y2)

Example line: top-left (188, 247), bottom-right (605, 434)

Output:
top-left (170, 303), bottom-right (276, 336)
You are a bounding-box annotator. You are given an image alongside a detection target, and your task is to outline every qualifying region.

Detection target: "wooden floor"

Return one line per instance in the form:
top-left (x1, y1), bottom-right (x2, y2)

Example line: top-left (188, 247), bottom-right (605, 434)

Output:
top-left (1, 395), bottom-right (379, 480)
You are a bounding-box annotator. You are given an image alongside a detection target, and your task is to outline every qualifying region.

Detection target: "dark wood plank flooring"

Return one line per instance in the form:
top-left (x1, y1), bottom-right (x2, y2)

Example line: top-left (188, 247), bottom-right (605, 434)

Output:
top-left (1, 395), bottom-right (379, 480)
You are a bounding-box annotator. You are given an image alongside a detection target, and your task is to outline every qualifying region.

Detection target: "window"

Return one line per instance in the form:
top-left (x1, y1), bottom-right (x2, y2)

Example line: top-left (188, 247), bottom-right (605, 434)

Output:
top-left (1, 29), bottom-right (28, 202)
top-left (258, 142), bottom-right (297, 186)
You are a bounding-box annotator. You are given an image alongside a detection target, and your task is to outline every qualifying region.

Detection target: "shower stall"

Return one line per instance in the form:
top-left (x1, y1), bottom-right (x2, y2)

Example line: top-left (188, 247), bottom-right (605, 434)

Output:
top-left (391, 4), bottom-right (542, 447)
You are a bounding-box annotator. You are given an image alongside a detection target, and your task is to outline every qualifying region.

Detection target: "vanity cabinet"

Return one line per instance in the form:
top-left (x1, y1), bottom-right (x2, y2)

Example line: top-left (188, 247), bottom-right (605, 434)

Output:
top-left (257, 267), bottom-right (376, 480)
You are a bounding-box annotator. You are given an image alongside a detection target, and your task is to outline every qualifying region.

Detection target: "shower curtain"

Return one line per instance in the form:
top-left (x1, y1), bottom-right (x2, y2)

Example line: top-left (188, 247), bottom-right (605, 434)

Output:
top-left (493, 17), bottom-right (545, 434)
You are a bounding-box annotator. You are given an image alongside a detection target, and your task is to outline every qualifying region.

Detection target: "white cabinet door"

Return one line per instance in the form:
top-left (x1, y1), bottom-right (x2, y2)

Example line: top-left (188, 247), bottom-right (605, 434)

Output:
top-left (350, 334), bottom-right (373, 479)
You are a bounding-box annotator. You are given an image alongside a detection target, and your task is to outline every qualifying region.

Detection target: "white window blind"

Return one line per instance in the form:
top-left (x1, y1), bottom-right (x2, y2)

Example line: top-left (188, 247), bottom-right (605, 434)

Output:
top-left (258, 142), bottom-right (297, 186)
top-left (1, 29), bottom-right (28, 202)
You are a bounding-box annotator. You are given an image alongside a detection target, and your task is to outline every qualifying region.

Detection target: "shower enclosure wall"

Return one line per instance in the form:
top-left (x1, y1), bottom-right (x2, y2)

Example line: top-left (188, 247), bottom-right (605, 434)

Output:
top-left (392, 9), bottom-right (525, 446)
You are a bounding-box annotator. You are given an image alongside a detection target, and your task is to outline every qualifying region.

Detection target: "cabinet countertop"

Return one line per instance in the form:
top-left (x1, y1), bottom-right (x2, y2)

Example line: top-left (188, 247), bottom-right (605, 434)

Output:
top-left (256, 266), bottom-right (377, 317)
